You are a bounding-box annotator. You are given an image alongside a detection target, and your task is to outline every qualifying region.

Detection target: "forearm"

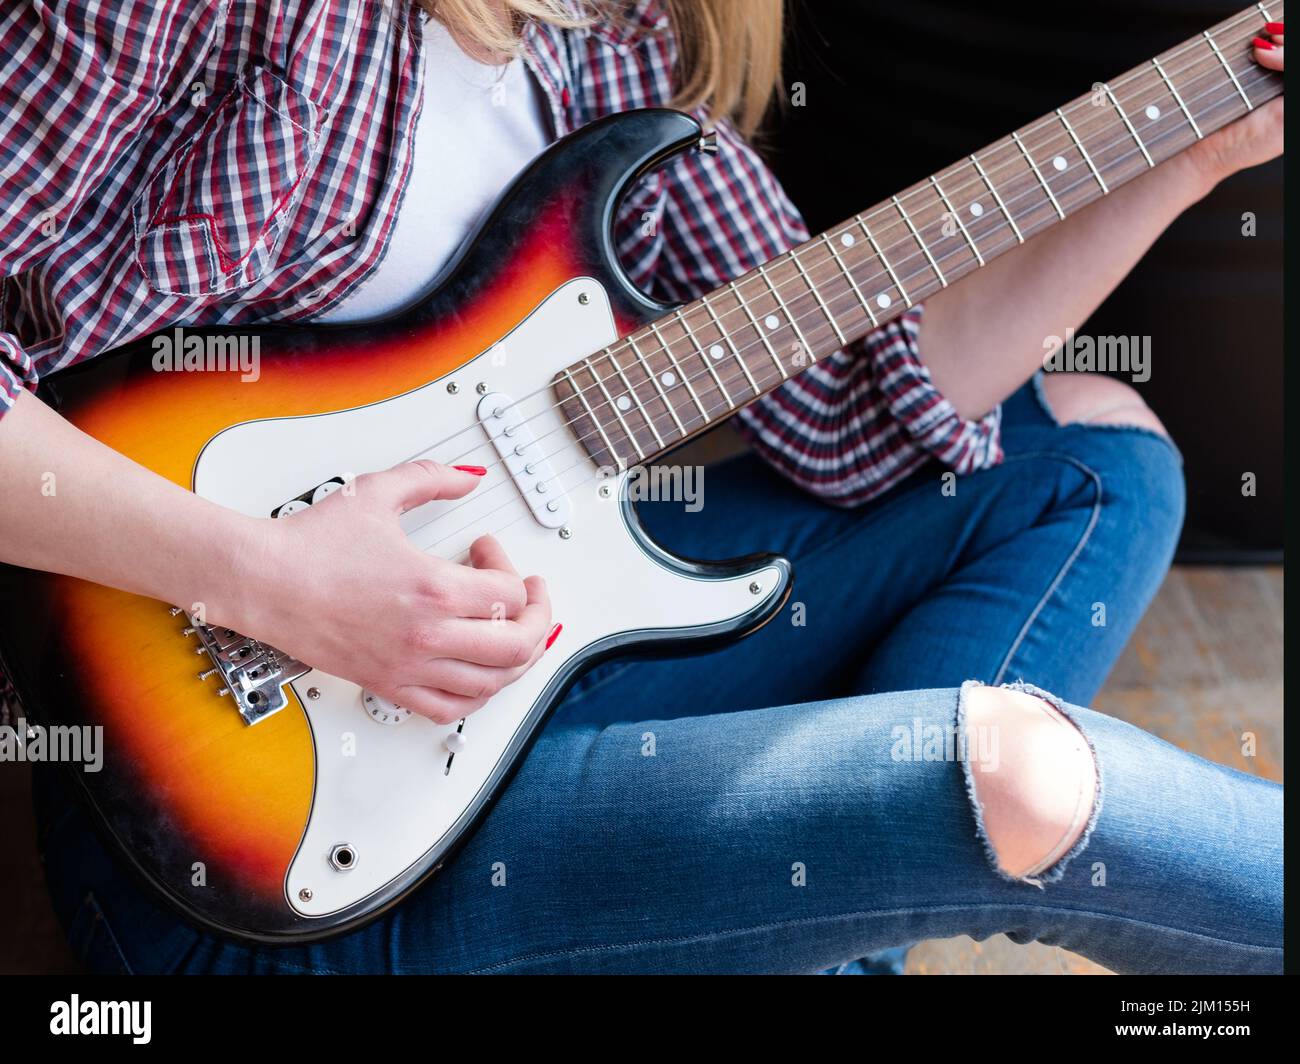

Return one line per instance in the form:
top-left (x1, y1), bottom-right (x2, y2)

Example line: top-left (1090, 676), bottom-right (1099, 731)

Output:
top-left (919, 151), bottom-right (1215, 419)
top-left (0, 389), bottom-right (263, 620)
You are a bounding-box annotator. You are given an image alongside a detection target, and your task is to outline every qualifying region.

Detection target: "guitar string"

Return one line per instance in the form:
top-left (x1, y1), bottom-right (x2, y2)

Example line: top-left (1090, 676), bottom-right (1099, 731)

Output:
top-left (377, 3), bottom-right (1276, 464)
top-left (401, 62), bottom-right (1280, 548)
top-left (410, 69), bottom-right (1280, 557)
top-left (262, 11), bottom-right (1274, 534)
top-left (392, 62), bottom-right (1279, 545)
top-left (562, 3), bottom-right (1279, 406)
top-left (477, 32), bottom-right (1278, 459)
top-left (361, 7), bottom-right (1276, 486)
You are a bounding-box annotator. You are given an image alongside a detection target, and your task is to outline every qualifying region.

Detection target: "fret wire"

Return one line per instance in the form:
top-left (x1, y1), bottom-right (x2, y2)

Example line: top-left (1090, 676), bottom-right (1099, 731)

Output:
top-left (727, 279), bottom-right (789, 379)
top-left (1010, 132), bottom-right (1066, 220)
top-left (606, 345), bottom-right (665, 450)
top-left (969, 153), bottom-right (1025, 243)
top-left (563, 30), bottom-right (1276, 446)
top-left (699, 294), bottom-right (763, 397)
top-left (569, 64), bottom-right (1279, 461)
top-left (820, 232), bottom-right (879, 327)
top-left (1101, 83), bottom-right (1155, 167)
top-left (627, 333), bottom-right (686, 435)
top-left (788, 249), bottom-right (848, 345)
top-left (563, 366), bottom-right (623, 470)
top-left (856, 218), bottom-right (911, 304)
top-left (1203, 29), bottom-right (1254, 109)
top-left (673, 307), bottom-right (736, 410)
top-left (892, 195), bottom-right (946, 287)
top-left (542, 62), bottom-right (1276, 476)
top-left (1054, 108), bottom-right (1109, 193)
top-left (582, 358), bottom-right (642, 465)
top-left (647, 319), bottom-right (709, 422)
top-left (1151, 56), bottom-right (1205, 138)
top-left (757, 261), bottom-right (819, 361)
top-left (928, 176), bottom-right (984, 267)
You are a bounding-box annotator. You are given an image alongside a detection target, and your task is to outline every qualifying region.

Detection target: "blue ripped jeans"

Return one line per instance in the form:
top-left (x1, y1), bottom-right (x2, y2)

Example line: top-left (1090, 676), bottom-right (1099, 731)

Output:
top-left (34, 379), bottom-right (1283, 973)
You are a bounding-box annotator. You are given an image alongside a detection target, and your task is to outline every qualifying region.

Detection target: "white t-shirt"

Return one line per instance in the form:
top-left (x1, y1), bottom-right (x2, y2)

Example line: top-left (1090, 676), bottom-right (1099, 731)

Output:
top-left (318, 15), bottom-right (551, 322)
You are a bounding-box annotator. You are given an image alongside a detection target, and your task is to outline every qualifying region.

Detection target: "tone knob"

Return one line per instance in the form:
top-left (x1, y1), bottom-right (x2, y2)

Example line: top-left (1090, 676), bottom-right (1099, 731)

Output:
top-left (361, 690), bottom-right (411, 726)
top-left (275, 499), bottom-right (311, 518)
top-left (311, 480), bottom-right (343, 504)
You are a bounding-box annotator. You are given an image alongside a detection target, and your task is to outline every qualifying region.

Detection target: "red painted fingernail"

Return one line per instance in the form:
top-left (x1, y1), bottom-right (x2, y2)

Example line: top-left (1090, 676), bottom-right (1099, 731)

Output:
top-left (1265, 21), bottom-right (1284, 34)
top-left (545, 623), bottom-right (562, 650)
top-left (453, 465), bottom-right (487, 475)
top-left (1252, 36), bottom-right (1275, 49)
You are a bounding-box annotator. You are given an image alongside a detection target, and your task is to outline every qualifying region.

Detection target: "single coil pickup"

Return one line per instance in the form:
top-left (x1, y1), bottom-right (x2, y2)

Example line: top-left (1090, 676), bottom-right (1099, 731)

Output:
top-left (476, 391), bottom-right (571, 530)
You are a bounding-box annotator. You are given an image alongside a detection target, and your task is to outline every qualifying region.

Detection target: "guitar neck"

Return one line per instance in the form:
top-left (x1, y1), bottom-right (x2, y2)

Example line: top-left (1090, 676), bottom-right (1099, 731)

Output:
top-left (557, 2), bottom-right (1283, 471)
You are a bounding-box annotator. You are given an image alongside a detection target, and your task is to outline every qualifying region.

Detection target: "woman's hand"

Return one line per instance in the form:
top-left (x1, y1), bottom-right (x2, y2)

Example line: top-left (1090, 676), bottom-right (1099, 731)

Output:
top-left (239, 460), bottom-right (555, 724)
top-left (1186, 23), bottom-right (1284, 187)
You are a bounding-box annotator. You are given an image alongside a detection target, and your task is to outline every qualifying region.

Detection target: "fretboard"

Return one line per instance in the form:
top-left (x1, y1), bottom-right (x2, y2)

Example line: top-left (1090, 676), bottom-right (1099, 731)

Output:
top-left (555, 3), bottom-right (1284, 471)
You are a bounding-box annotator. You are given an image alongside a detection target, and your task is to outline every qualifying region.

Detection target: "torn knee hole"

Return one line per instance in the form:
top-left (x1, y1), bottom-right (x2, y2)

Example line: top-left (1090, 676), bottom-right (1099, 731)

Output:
top-left (1039, 374), bottom-right (1170, 438)
top-left (961, 684), bottom-right (1098, 884)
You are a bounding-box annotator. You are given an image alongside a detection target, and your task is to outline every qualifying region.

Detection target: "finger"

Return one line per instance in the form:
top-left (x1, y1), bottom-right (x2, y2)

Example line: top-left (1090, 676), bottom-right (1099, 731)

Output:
top-left (433, 617), bottom-right (545, 667)
top-left (1252, 36), bottom-right (1284, 71)
top-left (389, 685), bottom-right (486, 726)
top-left (427, 580), bottom-right (554, 666)
top-left (468, 534), bottom-right (519, 576)
top-left (356, 460), bottom-right (486, 514)
top-left (515, 574), bottom-right (554, 649)
top-left (444, 563), bottom-right (528, 619)
top-left (416, 656), bottom-right (539, 700)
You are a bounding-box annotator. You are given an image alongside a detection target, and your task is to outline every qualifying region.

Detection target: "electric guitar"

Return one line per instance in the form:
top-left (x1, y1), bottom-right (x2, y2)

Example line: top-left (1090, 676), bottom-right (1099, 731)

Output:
top-left (0, 4), bottom-right (1281, 942)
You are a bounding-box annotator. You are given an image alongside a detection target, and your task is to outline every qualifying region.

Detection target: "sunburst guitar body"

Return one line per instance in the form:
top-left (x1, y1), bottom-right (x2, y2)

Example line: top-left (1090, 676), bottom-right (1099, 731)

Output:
top-left (0, 110), bottom-right (791, 942)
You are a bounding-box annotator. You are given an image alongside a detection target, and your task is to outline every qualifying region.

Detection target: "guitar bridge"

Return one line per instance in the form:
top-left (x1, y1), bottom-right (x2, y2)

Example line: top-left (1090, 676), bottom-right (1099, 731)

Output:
top-left (183, 615), bottom-right (309, 725)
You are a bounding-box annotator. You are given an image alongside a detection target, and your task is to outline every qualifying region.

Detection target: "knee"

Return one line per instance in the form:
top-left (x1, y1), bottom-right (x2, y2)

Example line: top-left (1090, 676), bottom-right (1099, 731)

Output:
top-left (962, 685), bottom-right (1098, 883)
top-left (1041, 373), bottom-right (1185, 554)
top-left (1040, 374), bottom-right (1169, 439)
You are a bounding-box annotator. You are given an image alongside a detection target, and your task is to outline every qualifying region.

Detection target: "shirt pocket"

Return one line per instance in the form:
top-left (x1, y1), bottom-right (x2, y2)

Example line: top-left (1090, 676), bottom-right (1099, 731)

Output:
top-left (133, 64), bottom-right (326, 297)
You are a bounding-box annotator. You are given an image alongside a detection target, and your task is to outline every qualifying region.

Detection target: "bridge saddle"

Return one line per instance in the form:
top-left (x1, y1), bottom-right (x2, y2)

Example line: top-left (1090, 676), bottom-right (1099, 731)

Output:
top-left (183, 616), bottom-right (309, 725)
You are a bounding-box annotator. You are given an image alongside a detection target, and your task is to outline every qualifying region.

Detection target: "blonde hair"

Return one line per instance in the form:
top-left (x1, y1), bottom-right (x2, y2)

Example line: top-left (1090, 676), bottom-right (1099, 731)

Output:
top-left (419, 0), bottom-right (784, 136)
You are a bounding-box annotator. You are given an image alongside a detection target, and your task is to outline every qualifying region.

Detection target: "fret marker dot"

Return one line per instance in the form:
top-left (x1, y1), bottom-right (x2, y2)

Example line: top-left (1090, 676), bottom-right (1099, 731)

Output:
top-left (876, 293), bottom-right (892, 309)
top-left (616, 395), bottom-right (632, 412)
top-left (708, 343), bottom-right (725, 360)
top-left (764, 314), bottom-right (780, 330)
top-left (1145, 104), bottom-right (1161, 121)
top-left (660, 371), bottom-right (676, 387)
top-left (969, 202), bottom-right (984, 217)
top-left (840, 232), bottom-right (855, 247)
top-left (1052, 155), bottom-right (1067, 172)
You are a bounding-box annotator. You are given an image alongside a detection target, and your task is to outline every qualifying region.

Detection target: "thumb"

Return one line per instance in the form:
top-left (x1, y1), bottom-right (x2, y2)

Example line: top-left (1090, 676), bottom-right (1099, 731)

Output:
top-left (363, 460), bottom-right (487, 514)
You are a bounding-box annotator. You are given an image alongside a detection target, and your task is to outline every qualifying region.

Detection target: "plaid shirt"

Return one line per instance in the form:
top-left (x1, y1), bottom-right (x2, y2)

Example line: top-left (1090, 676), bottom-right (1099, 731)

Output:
top-left (0, 0), bottom-right (1001, 506)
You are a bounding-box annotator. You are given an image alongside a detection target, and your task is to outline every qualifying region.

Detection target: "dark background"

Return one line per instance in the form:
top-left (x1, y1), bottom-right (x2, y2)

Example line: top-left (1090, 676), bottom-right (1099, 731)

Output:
top-left (766, 0), bottom-right (1283, 559)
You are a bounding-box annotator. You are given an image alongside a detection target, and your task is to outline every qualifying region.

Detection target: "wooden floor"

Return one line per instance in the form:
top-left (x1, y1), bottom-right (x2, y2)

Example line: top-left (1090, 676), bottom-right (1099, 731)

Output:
top-left (0, 566), bottom-right (1282, 975)
top-left (906, 566), bottom-right (1284, 975)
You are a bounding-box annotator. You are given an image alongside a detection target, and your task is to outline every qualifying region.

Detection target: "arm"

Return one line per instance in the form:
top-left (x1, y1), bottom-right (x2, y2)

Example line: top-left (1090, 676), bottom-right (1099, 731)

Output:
top-left (0, 390), bottom-right (554, 723)
top-left (921, 37), bottom-right (1285, 420)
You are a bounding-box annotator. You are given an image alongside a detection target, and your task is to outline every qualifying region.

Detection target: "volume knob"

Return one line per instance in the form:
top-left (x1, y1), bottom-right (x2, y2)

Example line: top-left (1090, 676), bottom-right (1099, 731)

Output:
top-left (361, 691), bottom-right (411, 726)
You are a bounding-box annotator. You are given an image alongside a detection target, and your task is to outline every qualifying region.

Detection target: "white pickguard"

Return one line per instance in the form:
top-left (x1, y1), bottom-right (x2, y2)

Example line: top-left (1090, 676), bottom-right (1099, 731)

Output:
top-left (192, 278), bottom-right (784, 919)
